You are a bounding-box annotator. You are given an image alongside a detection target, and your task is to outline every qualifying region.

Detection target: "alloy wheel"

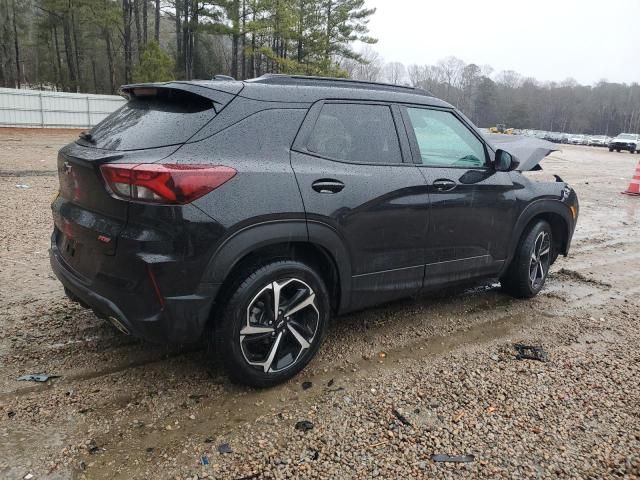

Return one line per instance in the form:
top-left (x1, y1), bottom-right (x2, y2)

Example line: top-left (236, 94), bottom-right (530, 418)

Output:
top-left (529, 231), bottom-right (551, 289)
top-left (240, 278), bottom-right (320, 374)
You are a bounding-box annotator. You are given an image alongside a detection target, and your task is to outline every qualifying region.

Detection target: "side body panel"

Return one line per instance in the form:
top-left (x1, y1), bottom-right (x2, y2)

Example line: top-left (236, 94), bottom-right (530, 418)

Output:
top-left (418, 166), bottom-right (518, 286)
top-left (173, 106), bottom-right (311, 289)
top-left (399, 105), bottom-right (519, 287)
top-left (290, 101), bottom-right (430, 311)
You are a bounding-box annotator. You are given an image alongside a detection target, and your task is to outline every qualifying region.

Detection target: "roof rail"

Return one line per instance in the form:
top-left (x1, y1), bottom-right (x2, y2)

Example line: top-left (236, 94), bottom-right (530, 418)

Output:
top-left (247, 74), bottom-right (433, 97)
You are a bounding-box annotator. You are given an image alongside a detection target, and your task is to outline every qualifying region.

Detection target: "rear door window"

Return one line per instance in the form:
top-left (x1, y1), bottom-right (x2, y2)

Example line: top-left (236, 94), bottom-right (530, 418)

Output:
top-left (84, 88), bottom-right (217, 151)
top-left (306, 103), bottom-right (402, 164)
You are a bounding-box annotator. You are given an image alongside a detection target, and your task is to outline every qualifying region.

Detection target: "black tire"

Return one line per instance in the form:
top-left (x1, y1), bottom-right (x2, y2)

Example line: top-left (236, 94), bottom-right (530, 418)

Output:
top-left (616, 149), bottom-right (621, 152)
top-left (501, 220), bottom-right (553, 299)
top-left (212, 260), bottom-right (330, 388)
top-left (609, 148), bottom-right (613, 152)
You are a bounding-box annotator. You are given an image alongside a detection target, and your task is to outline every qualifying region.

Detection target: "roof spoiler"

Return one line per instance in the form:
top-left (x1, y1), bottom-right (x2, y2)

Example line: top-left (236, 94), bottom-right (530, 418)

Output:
top-left (120, 80), bottom-right (243, 100)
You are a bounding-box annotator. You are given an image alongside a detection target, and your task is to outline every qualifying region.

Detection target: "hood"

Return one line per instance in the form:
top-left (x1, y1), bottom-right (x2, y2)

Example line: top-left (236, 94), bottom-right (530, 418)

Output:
top-left (484, 134), bottom-right (558, 171)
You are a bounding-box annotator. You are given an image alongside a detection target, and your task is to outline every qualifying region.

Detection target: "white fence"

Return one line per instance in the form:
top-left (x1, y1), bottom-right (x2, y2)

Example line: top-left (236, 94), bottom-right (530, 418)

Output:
top-left (0, 88), bottom-right (125, 129)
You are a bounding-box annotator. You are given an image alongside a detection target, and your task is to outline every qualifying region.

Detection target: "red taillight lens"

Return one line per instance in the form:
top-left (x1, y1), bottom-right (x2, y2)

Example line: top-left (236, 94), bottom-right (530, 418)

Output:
top-left (99, 164), bottom-right (236, 205)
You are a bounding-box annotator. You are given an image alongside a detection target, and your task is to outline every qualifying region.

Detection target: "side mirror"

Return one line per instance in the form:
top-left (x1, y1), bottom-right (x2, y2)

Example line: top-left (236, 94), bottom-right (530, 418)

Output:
top-left (494, 149), bottom-right (519, 172)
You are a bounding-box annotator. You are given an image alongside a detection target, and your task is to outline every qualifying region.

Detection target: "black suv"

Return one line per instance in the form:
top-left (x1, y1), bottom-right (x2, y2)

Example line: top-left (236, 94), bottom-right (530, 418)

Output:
top-left (50, 75), bottom-right (579, 387)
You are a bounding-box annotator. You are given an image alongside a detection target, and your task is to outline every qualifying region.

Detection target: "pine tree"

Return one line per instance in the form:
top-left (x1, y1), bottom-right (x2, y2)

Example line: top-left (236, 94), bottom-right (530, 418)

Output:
top-left (133, 40), bottom-right (175, 82)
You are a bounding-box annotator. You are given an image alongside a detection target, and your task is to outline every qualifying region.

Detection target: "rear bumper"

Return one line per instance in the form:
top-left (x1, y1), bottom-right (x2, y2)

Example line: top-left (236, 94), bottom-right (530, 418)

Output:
top-left (50, 237), bottom-right (219, 344)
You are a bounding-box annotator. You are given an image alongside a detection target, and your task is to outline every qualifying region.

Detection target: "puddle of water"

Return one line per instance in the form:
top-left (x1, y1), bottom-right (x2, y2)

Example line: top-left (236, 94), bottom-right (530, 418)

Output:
top-left (0, 423), bottom-right (67, 478)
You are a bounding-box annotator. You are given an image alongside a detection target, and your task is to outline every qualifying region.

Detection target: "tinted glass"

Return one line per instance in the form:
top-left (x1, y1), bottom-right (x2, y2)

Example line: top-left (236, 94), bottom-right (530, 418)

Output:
top-left (307, 103), bottom-right (402, 164)
top-left (85, 89), bottom-right (215, 151)
top-left (406, 108), bottom-right (486, 167)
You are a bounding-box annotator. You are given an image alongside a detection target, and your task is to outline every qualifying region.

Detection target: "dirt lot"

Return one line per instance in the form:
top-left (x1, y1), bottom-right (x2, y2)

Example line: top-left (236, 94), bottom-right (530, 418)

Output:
top-left (1, 128), bottom-right (639, 479)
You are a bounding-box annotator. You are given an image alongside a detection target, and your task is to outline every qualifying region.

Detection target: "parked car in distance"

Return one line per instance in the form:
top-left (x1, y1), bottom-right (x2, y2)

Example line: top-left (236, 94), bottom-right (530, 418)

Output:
top-left (609, 133), bottom-right (639, 153)
top-left (588, 135), bottom-right (609, 147)
top-left (50, 75), bottom-right (579, 387)
top-left (545, 132), bottom-right (566, 144)
top-left (568, 134), bottom-right (588, 145)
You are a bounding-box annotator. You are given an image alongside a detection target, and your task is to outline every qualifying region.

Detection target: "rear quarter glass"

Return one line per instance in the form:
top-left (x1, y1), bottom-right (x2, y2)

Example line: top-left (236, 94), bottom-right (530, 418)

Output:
top-left (82, 88), bottom-right (232, 151)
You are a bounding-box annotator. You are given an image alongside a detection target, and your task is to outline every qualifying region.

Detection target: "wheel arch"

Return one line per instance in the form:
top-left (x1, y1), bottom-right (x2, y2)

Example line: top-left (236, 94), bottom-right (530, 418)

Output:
top-left (503, 200), bottom-right (573, 274)
top-left (203, 220), bottom-right (352, 323)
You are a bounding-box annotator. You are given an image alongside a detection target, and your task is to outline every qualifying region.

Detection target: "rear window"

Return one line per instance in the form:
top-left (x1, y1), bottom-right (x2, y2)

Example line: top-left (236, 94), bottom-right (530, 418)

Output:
top-left (83, 88), bottom-right (216, 151)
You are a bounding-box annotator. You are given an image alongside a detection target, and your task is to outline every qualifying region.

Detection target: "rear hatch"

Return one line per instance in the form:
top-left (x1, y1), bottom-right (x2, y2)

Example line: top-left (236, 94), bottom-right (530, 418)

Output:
top-left (53, 82), bottom-right (240, 280)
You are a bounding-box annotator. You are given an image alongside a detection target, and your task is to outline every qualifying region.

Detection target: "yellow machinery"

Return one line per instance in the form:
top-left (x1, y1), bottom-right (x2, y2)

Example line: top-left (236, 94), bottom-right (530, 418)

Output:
top-left (489, 124), bottom-right (513, 134)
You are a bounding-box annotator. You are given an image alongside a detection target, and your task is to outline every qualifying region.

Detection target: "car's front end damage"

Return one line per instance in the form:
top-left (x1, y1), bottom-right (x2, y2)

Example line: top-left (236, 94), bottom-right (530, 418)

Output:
top-left (486, 133), bottom-right (579, 258)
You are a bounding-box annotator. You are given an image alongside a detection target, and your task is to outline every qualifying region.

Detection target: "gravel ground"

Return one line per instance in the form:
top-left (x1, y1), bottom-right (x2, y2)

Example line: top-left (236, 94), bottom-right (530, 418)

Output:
top-left (0, 128), bottom-right (639, 479)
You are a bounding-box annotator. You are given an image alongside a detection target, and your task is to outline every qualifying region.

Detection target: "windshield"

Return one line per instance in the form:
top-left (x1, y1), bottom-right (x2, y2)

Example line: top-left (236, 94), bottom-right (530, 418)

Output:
top-left (618, 134), bottom-right (636, 140)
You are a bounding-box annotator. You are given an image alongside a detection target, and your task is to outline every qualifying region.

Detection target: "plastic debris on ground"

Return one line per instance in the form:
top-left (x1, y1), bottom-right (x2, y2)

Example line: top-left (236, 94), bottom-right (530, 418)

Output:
top-left (514, 343), bottom-right (548, 362)
top-left (295, 420), bottom-right (314, 432)
top-left (431, 454), bottom-right (475, 463)
top-left (218, 443), bottom-right (233, 454)
top-left (17, 374), bottom-right (60, 382)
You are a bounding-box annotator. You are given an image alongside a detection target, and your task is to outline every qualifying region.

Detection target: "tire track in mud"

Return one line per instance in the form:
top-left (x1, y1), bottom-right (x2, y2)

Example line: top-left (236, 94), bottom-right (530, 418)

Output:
top-left (0, 269), bottom-right (614, 402)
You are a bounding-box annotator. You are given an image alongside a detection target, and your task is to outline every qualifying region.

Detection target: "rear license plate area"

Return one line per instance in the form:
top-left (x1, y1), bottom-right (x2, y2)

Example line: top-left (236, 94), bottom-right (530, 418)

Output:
top-left (59, 235), bottom-right (78, 260)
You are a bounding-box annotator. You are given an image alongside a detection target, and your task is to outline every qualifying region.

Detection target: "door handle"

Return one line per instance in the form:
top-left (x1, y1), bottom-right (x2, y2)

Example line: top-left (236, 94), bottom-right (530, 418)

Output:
top-left (312, 179), bottom-right (345, 194)
top-left (432, 179), bottom-right (457, 192)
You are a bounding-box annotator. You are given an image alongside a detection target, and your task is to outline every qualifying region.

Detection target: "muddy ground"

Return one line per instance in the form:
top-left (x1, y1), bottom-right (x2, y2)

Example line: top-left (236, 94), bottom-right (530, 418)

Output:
top-left (0, 128), bottom-right (639, 479)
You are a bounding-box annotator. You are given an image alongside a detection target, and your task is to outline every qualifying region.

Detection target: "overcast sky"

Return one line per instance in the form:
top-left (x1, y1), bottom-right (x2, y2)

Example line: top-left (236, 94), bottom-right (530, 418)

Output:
top-left (363, 0), bottom-right (640, 85)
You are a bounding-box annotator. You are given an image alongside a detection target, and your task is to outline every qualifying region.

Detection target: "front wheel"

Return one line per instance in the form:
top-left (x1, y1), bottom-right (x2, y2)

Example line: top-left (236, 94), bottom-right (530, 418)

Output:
top-left (501, 220), bottom-right (553, 299)
top-left (212, 260), bottom-right (330, 388)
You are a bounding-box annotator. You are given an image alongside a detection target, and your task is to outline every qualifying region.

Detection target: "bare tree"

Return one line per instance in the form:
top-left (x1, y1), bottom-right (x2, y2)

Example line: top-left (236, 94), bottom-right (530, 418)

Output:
top-left (407, 64), bottom-right (425, 87)
top-left (437, 56), bottom-right (465, 103)
top-left (342, 46), bottom-right (383, 82)
top-left (495, 70), bottom-right (523, 89)
top-left (384, 61), bottom-right (406, 85)
top-left (480, 64), bottom-right (494, 78)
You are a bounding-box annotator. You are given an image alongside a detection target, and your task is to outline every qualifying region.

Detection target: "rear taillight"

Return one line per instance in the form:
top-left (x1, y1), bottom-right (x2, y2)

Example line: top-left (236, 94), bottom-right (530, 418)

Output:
top-left (99, 164), bottom-right (236, 205)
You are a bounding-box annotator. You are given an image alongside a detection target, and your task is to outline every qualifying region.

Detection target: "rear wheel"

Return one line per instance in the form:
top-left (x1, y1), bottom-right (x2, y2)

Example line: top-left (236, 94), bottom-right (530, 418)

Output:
top-left (213, 260), bottom-right (330, 388)
top-left (501, 220), bottom-right (552, 299)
